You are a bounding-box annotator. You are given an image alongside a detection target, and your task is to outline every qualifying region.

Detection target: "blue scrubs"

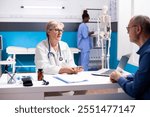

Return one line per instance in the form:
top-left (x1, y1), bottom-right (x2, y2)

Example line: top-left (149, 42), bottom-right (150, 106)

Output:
top-left (77, 23), bottom-right (92, 71)
top-left (118, 39), bottom-right (150, 99)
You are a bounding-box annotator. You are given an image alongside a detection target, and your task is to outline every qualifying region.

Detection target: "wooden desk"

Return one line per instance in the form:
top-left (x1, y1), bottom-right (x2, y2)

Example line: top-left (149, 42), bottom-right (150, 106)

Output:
top-left (0, 71), bottom-right (133, 100)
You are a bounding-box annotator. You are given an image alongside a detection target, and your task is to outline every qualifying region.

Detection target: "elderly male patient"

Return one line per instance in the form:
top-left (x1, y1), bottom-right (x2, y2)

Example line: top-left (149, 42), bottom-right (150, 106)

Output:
top-left (110, 15), bottom-right (150, 100)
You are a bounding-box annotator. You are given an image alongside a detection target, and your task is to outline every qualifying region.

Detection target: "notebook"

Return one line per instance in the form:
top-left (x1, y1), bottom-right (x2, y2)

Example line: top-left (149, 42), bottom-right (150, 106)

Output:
top-left (91, 54), bottom-right (131, 77)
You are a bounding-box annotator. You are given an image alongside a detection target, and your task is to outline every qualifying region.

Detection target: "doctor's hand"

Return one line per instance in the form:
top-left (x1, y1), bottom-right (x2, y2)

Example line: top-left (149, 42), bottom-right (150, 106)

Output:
top-left (72, 66), bottom-right (84, 73)
top-left (59, 67), bottom-right (79, 74)
top-left (110, 70), bottom-right (122, 83)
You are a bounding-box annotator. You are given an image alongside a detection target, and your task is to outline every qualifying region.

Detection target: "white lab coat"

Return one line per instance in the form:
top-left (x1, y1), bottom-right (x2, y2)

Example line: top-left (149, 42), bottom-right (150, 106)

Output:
top-left (35, 39), bottom-right (76, 74)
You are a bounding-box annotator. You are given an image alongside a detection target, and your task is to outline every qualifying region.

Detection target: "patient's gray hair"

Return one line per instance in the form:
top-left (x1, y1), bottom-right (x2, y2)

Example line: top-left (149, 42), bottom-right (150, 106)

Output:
top-left (132, 15), bottom-right (150, 34)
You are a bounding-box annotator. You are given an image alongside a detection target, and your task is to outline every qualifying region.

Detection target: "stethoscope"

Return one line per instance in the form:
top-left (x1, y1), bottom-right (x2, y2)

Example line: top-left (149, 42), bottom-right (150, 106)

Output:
top-left (47, 39), bottom-right (63, 61)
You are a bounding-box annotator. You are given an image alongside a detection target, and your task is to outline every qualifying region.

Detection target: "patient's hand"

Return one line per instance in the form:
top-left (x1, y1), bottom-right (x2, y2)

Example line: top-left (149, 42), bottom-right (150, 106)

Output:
top-left (110, 70), bottom-right (122, 83)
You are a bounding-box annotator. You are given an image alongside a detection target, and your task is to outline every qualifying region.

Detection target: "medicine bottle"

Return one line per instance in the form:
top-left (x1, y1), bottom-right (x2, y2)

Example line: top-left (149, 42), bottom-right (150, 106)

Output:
top-left (38, 69), bottom-right (43, 81)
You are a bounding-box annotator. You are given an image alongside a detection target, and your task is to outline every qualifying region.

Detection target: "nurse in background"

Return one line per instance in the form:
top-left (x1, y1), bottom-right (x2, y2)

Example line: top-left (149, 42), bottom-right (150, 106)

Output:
top-left (35, 20), bottom-right (83, 75)
top-left (77, 10), bottom-right (94, 71)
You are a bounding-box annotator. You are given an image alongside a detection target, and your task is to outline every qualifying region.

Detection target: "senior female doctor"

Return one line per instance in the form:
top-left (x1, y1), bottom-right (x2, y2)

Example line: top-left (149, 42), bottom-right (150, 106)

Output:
top-left (35, 20), bottom-right (83, 75)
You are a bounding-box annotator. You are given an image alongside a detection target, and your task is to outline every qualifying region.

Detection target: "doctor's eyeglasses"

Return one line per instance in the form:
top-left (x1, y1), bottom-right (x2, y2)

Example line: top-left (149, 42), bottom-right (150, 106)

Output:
top-left (50, 28), bottom-right (64, 33)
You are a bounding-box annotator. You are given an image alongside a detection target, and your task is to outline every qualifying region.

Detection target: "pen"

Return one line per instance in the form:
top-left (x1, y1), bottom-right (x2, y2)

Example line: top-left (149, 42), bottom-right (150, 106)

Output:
top-left (53, 76), bottom-right (69, 83)
top-left (69, 79), bottom-right (88, 83)
top-left (53, 76), bottom-right (88, 84)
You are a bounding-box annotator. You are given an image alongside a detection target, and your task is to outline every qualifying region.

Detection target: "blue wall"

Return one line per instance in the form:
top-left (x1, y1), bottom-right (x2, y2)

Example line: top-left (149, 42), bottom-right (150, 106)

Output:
top-left (110, 32), bottom-right (118, 69)
top-left (0, 31), bottom-right (138, 73)
top-left (0, 31), bottom-right (78, 72)
top-left (0, 31), bottom-right (77, 58)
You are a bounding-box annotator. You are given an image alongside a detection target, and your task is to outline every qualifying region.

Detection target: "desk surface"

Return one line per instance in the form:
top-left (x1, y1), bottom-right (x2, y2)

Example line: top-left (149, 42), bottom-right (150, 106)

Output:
top-left (0, 71), bottom-right (116, 90)
top-left (0, 71), bottom-right (132, 100)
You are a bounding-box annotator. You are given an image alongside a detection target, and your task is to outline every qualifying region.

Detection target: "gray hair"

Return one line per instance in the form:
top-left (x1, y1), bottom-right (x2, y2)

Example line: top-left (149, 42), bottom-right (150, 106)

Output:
top-left (46, 20), bottom-right (64, 33)
top-left (132, 15), bottom-right (150, 34)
